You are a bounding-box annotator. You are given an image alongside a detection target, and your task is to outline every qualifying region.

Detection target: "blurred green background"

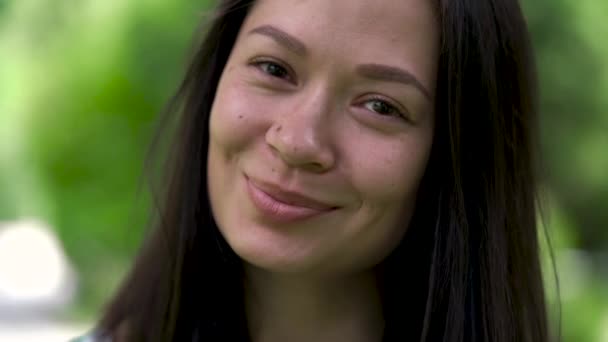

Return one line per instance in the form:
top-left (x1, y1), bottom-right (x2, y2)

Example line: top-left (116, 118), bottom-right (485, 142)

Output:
top-left (0, 0), bottom-right (606, 341)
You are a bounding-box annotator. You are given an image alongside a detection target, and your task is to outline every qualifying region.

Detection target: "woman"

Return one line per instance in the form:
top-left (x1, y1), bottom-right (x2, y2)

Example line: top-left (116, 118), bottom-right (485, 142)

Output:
top-left (84, 0), bottom-right (552, 341)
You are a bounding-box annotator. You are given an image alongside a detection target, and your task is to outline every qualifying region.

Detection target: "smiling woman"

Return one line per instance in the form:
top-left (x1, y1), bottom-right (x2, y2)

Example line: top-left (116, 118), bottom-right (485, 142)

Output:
top-left (208, 0), bottom-right (436, 281)
top-left (86, 0), bottom-right (551, 341)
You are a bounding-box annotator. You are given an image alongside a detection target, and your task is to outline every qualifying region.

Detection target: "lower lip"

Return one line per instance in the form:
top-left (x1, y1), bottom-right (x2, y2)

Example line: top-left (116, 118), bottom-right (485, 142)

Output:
top-left (246, 178), bottom-right (333, 223)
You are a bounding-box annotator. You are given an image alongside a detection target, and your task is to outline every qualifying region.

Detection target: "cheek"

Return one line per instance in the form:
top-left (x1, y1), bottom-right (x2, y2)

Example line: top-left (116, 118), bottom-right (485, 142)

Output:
top-left (340, 135), bottom-right (432, 268)
top-left (209, 75), bottom-right (268, 153)
top-left (348, 133), bottom-right (431, 206)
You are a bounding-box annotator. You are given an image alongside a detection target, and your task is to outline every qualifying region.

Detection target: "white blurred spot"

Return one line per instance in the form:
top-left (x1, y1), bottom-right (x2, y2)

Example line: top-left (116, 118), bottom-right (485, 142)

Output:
top-left (0, 321), bottom-right (90, 342)
top-left (0, 219), bottom-right (77, 318)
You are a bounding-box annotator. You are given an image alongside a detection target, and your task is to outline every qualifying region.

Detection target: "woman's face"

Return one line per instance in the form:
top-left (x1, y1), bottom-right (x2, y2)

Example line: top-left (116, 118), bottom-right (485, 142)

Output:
top-left (208, 0), bottom-right (439, 276)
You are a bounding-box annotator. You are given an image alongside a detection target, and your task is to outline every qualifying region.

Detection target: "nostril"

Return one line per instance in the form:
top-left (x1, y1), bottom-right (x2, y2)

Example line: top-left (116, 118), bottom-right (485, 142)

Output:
top-left (265, 121), bottom-right (335, 172)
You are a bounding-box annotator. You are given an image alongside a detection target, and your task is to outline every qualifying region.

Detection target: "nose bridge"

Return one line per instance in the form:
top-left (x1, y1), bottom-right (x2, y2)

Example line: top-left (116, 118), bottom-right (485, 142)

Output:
top-left (285, 86), bottom-right (331, 138)
top-left (266, 85), bottom-right (335, 171)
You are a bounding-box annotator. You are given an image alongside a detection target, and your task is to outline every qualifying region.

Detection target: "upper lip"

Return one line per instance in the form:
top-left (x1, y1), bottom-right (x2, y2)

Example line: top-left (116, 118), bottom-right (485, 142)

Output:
top-left (247, 176), bottom-right (336, 211)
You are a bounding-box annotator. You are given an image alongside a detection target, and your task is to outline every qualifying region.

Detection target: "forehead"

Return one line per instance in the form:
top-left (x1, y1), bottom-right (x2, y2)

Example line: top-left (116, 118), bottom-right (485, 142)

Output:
top-left (240, 0), bottom-right (439, 88)
top-left (245, 0), bottom-right (437, 34)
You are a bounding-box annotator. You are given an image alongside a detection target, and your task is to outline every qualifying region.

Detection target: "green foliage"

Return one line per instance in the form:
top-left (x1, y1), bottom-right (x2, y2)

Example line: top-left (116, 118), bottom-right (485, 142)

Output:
top-left (524, 0), bottom-right (608, 251)
top-left (0, 0), bottom-right (213, 317)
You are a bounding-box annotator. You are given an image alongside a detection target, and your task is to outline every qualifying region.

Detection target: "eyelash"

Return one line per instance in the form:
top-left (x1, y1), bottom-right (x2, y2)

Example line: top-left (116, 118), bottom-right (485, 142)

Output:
top-left (249, 58), bottom-right (410, 122)
top-left (361, 96), bottom-right (407, 120)
top-left (250, 58), bottom-right (294, 82)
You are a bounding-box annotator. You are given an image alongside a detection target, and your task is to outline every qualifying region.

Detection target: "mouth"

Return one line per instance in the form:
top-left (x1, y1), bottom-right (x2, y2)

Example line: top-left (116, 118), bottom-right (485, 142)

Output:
top-left (245, 175), bottom-right (337, 223)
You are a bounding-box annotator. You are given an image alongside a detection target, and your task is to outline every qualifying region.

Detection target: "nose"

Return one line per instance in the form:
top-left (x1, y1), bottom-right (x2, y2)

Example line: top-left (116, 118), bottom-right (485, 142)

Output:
top-left (265, 92), bottom-right (336, 172)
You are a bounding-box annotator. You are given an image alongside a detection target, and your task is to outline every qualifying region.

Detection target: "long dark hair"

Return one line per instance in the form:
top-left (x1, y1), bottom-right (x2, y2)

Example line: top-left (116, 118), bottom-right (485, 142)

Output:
top-left (97, 0), bottom-right (552, 341)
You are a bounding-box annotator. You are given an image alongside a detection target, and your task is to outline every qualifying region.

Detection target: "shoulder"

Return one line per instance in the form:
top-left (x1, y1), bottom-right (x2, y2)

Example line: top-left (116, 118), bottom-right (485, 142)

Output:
top-left (69, 335), bottom-right (95, 342)
top-left (71, 319), bottom-right (134, 342)
top-left (69, 332), bottom-right (112, 342)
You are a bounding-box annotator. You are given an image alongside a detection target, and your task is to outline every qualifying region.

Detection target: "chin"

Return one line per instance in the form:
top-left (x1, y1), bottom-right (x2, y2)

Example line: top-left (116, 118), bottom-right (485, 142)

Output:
top-left (224, 227), bottom-right (324, 274)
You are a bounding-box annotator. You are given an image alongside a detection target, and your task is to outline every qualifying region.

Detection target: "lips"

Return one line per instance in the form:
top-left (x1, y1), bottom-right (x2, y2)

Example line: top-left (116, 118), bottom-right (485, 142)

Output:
top-left (245, 175), bottom-right (336, 222)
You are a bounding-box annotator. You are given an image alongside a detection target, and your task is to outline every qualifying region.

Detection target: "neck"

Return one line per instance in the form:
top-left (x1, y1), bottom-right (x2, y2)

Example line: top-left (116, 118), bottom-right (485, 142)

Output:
top-left (244, 265), bottom-right (385, 342)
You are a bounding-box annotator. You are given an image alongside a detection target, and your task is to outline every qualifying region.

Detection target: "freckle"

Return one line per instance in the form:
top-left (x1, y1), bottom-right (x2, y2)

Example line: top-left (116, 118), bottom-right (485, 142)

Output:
top-left (238, 115), bottom-right (243, 119)
top-left (276, 125), bottom-right (282, 132)
top-left (271, 168), bottom-right (276, 172)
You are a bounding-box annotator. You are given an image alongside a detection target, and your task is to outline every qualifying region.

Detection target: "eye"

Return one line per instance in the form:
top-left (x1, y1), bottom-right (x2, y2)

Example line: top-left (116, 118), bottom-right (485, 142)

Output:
top-left (251, 59), bottom-right (293, 82)
top-left (363, 97), bottom-right (406, 119)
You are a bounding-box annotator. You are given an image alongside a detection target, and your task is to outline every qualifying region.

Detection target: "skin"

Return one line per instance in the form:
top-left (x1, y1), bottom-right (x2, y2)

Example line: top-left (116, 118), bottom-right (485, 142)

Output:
top-left (207, 0), bottom-right (439, 340)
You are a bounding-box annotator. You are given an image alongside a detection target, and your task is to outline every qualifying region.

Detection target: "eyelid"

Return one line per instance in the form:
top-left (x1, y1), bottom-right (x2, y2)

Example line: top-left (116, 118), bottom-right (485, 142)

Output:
top-left (249, 56), bottom-right (297, 83)
top-left (362, 94), bottom-right (412, 122)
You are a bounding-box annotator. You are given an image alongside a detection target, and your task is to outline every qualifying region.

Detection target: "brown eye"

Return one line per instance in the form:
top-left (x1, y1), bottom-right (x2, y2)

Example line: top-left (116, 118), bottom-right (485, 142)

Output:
top-left (364, 99), bottom-right (402, 117)
top-left (257, 61), bottom-right (290, 80)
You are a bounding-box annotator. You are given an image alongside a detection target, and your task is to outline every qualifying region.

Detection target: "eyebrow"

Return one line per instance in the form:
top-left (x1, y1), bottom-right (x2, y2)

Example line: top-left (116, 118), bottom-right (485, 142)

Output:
top-left (357, 64), bottom-right (432, 101)
top-left (248, 25), bottom-right (432, 101)
top-left (249, 25), bottom-right (308, 56)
